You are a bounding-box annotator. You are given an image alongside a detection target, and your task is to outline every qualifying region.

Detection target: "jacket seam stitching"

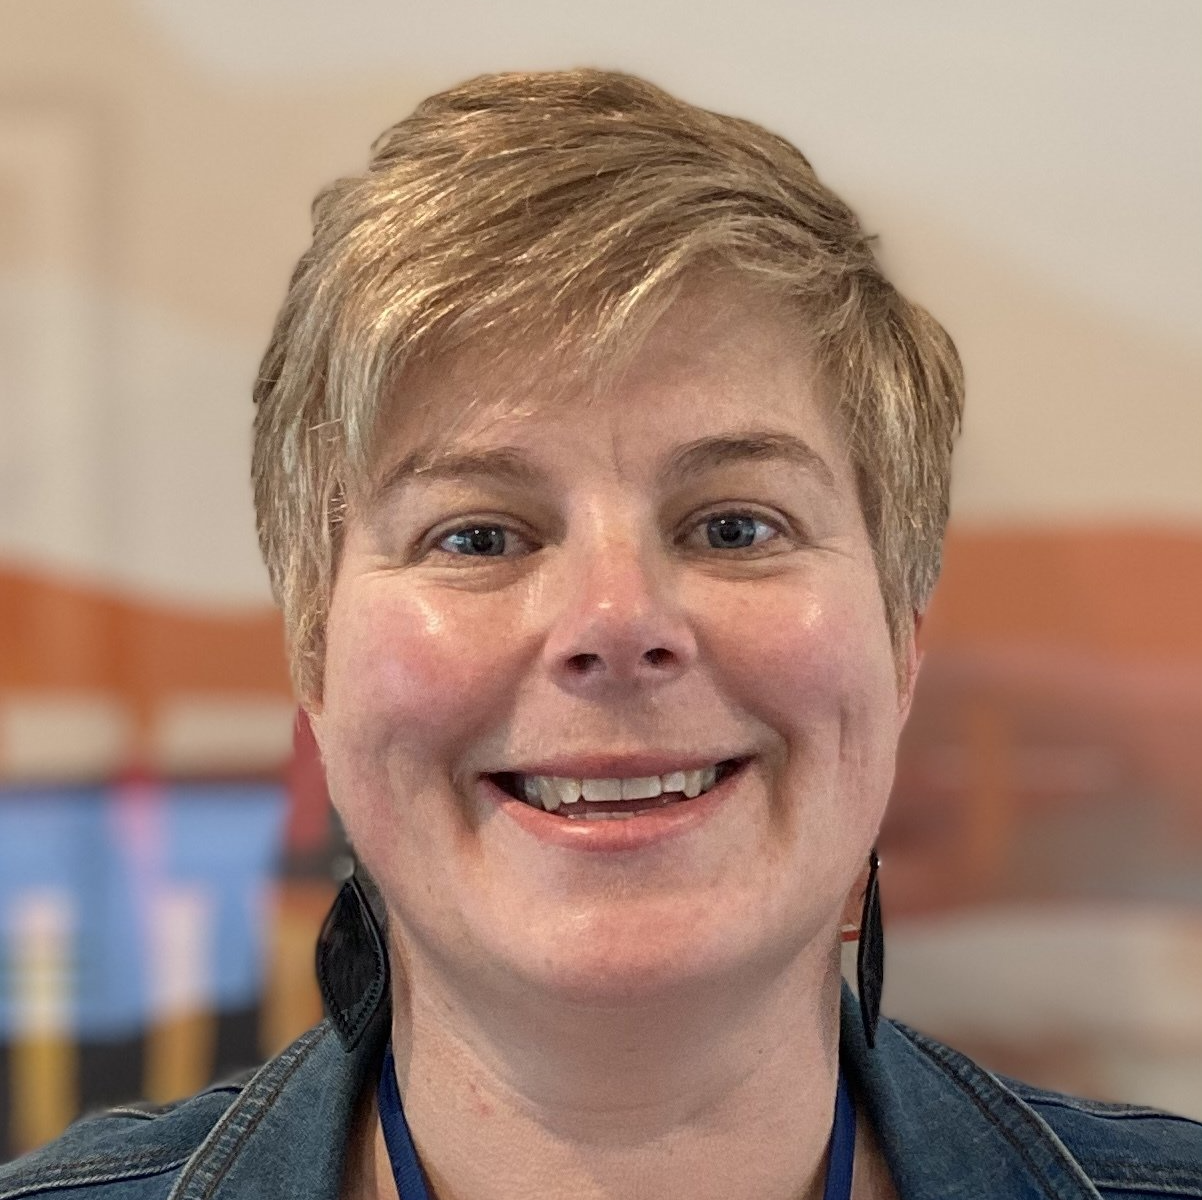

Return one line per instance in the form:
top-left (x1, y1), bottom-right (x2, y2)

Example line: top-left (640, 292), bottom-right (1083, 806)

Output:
top-left (0, 1156), bottom-right (189, 1200)
top-left (101, 1090), bottom-right (246, 1122)
top-left (900, 1027), bottom-right (1102, 1199)
top-left (1094, 1184), bottom-right (1202, 1198)
top-left (168, 1025), bottom-right (330, 1200)
top-left (1022, 1098), bottom-right (1202, 1127)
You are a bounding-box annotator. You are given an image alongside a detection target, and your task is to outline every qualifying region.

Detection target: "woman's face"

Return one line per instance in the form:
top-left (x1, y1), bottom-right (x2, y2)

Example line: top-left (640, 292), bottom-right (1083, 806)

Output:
top-left (313, 282), bottom-right (914, 1008)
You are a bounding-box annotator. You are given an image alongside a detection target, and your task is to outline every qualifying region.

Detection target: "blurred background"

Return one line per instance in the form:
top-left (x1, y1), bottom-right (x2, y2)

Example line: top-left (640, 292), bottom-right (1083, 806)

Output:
top-left (2, 0), bottom-right (1200, 1161)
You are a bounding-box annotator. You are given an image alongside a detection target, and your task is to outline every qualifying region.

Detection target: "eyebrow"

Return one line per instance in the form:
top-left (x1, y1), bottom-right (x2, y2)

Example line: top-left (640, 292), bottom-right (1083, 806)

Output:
top-left (370, 446), bottom-right (553, 507)
top-left (369, 429), bottom-right (837, 507)
top-left (664, 431), bottom-right (838, 491)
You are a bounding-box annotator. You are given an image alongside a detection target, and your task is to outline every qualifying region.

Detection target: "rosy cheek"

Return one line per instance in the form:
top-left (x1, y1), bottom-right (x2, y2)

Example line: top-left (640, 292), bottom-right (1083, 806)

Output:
top-left (708, 587), bottom-right (825, 692)
top-left (708, 582), bottom-right (892, 727)
top-left (324, 585), bottom-right (517, 755)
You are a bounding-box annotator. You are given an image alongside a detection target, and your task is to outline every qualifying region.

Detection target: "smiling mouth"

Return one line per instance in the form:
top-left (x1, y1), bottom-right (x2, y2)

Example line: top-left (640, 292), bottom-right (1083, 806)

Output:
top-left (489, 759), bottom-right (746, 819)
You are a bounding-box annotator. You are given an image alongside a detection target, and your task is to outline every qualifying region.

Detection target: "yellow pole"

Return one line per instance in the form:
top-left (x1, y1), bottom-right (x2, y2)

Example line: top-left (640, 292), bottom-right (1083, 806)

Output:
top-left (10, 890), bottom-right (78, 1155)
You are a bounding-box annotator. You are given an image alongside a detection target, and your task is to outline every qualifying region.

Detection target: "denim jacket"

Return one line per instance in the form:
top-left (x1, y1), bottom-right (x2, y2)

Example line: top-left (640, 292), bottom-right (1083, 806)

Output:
top-left (2, 986), bottom-right (1200, 1199)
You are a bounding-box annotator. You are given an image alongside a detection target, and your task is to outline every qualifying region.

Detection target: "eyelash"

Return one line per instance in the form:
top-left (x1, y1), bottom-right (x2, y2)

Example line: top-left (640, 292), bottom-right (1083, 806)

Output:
top-left (428, 509), bottom-right (791, 561)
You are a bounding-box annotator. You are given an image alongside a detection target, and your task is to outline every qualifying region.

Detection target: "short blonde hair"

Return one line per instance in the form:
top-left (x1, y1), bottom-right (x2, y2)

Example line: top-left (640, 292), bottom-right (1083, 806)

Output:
top-left (253, 69), bottom-right (963, 702)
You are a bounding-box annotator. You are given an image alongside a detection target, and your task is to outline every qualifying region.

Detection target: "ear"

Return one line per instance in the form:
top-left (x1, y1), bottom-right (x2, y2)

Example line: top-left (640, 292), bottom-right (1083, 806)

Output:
top-left (294, 643), bottom-right (327, 722)
top-left (298, 663), bottom-right (326, 728)
top-left (897, 609), bottom-right (924, 725)
top-left (297, 704), bottom-right (327, 765)
top-left (839, 861), bottom-right (871, 936)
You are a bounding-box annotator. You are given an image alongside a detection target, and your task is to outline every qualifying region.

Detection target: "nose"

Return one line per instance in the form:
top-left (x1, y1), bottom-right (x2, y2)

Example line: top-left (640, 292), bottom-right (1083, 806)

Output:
top-left (542, 534), bottom-right (698, 694)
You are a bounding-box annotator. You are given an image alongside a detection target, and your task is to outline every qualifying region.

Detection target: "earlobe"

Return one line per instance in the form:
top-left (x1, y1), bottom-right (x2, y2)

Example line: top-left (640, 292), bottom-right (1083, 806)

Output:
top-left (898, 610), bottom-right (924, 722)
top-left (839, 865), bottom-right (868, 931)
top-left (299, 673), bottom-right (326, 726)
top-left (299, 705), bottom-right (327, 763)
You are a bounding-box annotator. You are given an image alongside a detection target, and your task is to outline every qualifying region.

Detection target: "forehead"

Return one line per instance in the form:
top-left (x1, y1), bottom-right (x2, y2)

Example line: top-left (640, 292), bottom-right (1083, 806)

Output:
top-left (364, 280), bottom-right (841, 483)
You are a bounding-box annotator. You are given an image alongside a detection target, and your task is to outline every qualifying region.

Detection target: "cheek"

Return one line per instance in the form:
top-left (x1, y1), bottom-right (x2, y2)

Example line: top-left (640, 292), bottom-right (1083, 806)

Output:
top-left (704, 578), bottom-right (897, 731)
top-left (320, 582), bottom-right (521, 775)
top-left (705, 573), bottom-right (902, 865)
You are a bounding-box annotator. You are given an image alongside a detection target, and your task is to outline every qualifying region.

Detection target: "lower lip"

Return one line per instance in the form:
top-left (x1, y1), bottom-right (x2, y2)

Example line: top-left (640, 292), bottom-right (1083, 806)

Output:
top-left (481, 763), bottom-right (747, 852)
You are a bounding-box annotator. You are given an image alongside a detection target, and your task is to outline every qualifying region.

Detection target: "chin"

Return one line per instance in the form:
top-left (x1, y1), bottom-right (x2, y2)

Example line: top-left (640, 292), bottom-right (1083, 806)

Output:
top-left (493, 903), bottom-right (792, 1009)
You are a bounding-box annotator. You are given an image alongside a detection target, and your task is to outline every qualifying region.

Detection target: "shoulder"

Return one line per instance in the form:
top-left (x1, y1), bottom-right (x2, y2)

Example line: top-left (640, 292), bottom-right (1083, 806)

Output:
top-left (0, 1022), bottom-right (359, 1200)
top-left (886, 1015), bottom-right (1202, 1197)
top-left (0, 1078), bottom-right (248, 1199)
top-left (1002, 1076), bottom-right (1202, 1198)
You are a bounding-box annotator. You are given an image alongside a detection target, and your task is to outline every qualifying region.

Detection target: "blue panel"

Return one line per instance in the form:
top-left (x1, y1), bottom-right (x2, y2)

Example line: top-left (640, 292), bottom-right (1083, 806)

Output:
top-left (0, 782), bottom-right (288, 1039)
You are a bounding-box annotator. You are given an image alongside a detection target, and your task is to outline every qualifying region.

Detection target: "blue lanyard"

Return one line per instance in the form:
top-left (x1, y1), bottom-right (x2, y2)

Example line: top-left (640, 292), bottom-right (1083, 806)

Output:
top-left (378, 1042), bottom-right (856, 1199)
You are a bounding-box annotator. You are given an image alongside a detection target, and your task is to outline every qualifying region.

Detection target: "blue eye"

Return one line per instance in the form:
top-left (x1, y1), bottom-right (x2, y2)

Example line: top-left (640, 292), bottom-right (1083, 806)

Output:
top-left (440, 526), bottom-right (509, 556)
top-left (704, 513), bottom-right (775, 550)
top-left (433, 513), bottom-right (779, 560)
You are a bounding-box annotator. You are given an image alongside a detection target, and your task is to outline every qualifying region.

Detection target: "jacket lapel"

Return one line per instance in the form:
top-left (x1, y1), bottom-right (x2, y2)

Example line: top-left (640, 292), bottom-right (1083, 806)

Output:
top-left (841, 986), bottom-right (1103, 1200)
top-left (168, 1022), bottom-right (380, 1200)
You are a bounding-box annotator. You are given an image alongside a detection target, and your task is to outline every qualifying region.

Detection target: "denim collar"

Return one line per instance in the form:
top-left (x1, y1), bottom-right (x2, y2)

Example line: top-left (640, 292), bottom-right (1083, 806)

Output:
top-left (165, 1020), bottom-right (380, 1200)
top-left (170, 986), bottom-right (1103, 1200)
top-left (840, 988), bottom-right (1103, 1199)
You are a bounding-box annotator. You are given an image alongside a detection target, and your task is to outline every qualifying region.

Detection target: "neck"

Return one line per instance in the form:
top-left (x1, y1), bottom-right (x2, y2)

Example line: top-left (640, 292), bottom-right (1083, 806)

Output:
top-left (357, 942), bottom-right (847, 1200)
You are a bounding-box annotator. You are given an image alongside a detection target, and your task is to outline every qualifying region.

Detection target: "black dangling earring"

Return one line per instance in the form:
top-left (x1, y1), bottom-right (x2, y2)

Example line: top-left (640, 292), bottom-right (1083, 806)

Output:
top-left (856, 848), bottom-right (884, 1049)
top-left (315, 866), bottom-right (390, 1051)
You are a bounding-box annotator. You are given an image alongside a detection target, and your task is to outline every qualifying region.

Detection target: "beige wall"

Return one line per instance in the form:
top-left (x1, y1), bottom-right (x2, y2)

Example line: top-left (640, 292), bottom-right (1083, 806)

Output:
top-left (2, 0), bottom-right (1199, 605)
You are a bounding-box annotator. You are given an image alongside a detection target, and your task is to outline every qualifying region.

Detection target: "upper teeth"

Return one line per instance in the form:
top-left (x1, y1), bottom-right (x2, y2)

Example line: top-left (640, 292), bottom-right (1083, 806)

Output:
top-left (519, 765), bottom-right (720, 812)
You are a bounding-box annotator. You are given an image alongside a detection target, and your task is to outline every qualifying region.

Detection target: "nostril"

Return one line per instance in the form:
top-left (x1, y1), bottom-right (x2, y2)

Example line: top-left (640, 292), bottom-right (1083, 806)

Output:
top-left (566, 652), bottom-right (603, 674)
top-left (561, 647), bottom-right (677, 676)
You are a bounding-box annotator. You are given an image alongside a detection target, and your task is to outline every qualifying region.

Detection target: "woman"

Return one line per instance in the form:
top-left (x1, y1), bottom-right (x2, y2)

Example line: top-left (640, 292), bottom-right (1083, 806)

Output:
top-left (3, 69), bottom-right (1199, 1200)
